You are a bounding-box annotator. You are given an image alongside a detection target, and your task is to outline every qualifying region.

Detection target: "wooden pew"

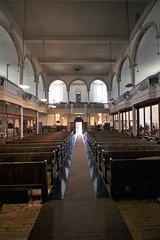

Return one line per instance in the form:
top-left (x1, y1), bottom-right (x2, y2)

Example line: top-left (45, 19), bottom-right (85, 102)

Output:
top-left (0, 160), bottom-right (48, 203)
top-left (110, 158), bottom-right (160, 200)
top-left (102, 150), bottom-right (160, 183)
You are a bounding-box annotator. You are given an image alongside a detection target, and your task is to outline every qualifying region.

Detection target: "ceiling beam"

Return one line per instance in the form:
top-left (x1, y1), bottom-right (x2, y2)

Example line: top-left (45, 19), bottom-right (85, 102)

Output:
top-left (25, 37), bottom-right (127, 44)
top-left (40, 59), bottom-right (116, 64)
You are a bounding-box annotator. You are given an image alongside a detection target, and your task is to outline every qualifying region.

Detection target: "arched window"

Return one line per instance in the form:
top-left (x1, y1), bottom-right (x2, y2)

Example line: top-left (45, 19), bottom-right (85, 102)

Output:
top-left (90, 79), bottom-right (107, 103)
top-left (38, 75), bottom-right (45, 100)
top-left (112, 75), bottom-right (118, 100)
top-left (0, 26), bottom-right (19, 85)
top-left (23, 58), bottom-right (36, 96)
top-left (49, 80), bottom-right (67, 103)
top-left (120, 58), bottom-right (132, 95)
top-left (135, 26), bottom-right (159, 85)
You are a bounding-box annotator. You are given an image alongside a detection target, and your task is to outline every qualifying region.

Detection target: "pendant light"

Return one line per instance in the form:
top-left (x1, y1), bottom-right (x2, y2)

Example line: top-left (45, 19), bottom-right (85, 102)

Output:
top-left (19, 0), bottom-right (29, 90)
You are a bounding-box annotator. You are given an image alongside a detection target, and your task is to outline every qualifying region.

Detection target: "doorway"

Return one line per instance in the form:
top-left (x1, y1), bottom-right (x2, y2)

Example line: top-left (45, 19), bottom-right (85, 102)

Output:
top-left (74, 117), bottom-right (84, 134)
top-left (76, 122), bottom-right (82, 134)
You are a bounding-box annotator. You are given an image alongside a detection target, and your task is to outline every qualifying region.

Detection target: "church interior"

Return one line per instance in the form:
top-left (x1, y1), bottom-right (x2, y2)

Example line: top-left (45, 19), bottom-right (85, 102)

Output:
top-left (0, 0), bottom-right (160, 239)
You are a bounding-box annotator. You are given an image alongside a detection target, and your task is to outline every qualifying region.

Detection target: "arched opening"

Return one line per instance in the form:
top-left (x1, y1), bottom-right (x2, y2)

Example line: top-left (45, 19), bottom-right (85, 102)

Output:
top-left (135, 26), bottom-right (159, 85)
top-left (74, 117), bottom-right (84, 134)
top-left (38, 75), bottom-right (45, 100)
top-left (69, 80), bottom-right (88, 102)
top-left (23, 57), bottom-right (36, 96)
top-left (90, 79), bottom-right (107, 103)
top-left (120, 57), bottom-right (132, 95)
top-left (111, 74), bottom-right (118, 100)
top-left (0, 26), bottom-right (19, 85)
top-left (49, 80), bottom-right (67, 104)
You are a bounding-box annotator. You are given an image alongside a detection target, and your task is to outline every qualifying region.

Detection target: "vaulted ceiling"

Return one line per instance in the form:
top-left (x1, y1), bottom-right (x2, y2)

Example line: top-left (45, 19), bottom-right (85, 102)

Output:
top-left (1, 0), bottom-right (153, 83)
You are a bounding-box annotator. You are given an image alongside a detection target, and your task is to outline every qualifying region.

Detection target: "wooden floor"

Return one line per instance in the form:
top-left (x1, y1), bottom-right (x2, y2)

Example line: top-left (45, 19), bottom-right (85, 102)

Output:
top-left (1, 194), bottom-right (160, 240)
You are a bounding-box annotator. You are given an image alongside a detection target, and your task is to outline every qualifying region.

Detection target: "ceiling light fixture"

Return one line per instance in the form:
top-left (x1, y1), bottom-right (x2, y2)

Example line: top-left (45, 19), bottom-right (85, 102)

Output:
top-left (40, 98), bottom-right (47, 102)
top-left (124, 83), bottom-right (134, 88)
top-left (19, 0), bottom-right (29, 90)
top-left (19, 84), bottom-right (30, 89)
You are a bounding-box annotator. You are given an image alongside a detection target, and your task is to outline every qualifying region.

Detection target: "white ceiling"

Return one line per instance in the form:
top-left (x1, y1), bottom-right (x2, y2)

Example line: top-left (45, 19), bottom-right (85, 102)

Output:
top-left (1, 0), bottom-right (153, 83)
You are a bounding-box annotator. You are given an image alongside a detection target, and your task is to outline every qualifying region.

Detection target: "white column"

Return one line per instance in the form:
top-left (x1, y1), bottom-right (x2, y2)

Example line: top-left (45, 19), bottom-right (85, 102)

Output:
top-left (19, 65), bottom-right (23, 85)
top-left (20, 106), bottom-right (23, 139)
top-left (88, 90), bottom-right (90, 103)
top-left (88, 113), bottom-right (91, 131)
top-left (36, 111), bottom-right (39, 134)
top-left (36, 79), bottom-right (38, 98)
top-left (68, 90), bottom-right (70, 103)
top-left (118, 111), bottom-right (121, 133)
top-left (132, 106), bottom-right (137, 137)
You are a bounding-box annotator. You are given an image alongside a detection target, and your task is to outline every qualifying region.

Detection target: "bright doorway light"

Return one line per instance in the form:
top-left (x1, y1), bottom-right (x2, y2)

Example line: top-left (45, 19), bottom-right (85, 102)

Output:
top-left (76, 122), bottom-right (82, 134)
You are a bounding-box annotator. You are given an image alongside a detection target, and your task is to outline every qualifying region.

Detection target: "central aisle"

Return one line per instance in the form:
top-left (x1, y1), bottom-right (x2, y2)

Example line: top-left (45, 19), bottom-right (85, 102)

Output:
top-left (64, 134), bottom-right (95, 200)
top-left (28, 134), bottom-right (133, 240)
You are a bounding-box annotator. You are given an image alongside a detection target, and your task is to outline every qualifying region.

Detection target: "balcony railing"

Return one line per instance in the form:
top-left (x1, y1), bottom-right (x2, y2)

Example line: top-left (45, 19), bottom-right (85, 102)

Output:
top-left (0, 77), bottom-right (47, 108)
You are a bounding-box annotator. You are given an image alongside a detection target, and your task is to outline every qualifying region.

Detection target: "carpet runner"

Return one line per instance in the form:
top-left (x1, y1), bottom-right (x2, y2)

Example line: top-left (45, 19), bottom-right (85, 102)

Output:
top-left (28, 134), bottom-right (133, 240)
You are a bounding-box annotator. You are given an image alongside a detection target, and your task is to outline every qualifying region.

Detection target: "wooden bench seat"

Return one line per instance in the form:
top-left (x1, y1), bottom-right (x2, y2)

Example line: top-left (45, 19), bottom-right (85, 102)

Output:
top-left (0, 160), bottom-right (48, 203)
top-left (0, 145), bottom-right (60, 153)
top-left (110, 158), bottom-right (160, 200)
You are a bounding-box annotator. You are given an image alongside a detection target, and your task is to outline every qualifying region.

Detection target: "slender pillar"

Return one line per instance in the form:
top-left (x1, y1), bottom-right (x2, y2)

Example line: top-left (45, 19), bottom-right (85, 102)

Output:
top-left (6, 64), bottom-right (9, 80)
top-left (132, 106), bottom-right (137, 137)
top-left (107, 89), bottom-right (111, 103)
top-left (88, 113), bottom-right (91, 131)
top-left (67, 113), bottom-right (70, 132)
top-left (68, 90), bottom-right (70, 103)
top-left (88, 90), bottom-right (90, 103)
top-left (13, 119), bottom-right (16, 139)
top-left (45, 90), bottom-right (49, 103)
top-left (118, 110), bottom-right (121, 133)
top-left (36, 79), bottom-right (39, 98)
top-left (20, 106), bottom-right (23, 139)
top-left (36, 111), bottom-right (39, 134)
top-left (19, 65), bottom-right (24, 85)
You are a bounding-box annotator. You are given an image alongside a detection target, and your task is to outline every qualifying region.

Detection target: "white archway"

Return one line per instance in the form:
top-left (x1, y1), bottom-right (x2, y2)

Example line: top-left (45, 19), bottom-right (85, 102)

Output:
top-left (90, 79), bottom-right (108, 103)
top-left (49, 80), bottom-right (68, 104)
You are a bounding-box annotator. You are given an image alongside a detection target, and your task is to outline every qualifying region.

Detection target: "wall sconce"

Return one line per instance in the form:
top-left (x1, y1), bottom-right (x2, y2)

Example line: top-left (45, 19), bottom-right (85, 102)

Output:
top-left (0, 77), bottom-right (4, 86)
top-left (123, 91), bottom-right (130, 99)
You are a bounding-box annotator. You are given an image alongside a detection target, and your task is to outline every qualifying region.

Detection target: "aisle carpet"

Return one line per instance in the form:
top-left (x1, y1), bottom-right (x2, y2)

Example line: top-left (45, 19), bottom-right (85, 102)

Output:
top-left (28, 134), bottom-right (133, 240)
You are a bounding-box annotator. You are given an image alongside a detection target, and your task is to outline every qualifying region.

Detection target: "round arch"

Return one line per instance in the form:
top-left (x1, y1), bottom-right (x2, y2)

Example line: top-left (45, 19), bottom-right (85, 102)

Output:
top-left (132, 22), bottom-right (159, 85)
top-left (89, 79), bottom-right (108, 103)
top-left (0, 20), bottom-right (22, 64)
top-left (38, 72), bottom-right (45, 89)
top-left (117, 55), bottom-right (131, 81)
top-left (132, 22), bottom-right (159, 65)
top-left (89, 78), bottom-right (108, 91)
top-left (49, 79), bottom-right (68, 104)
top-left (38, 73), bottom-right (46, 100)
top-left (24, 54), bottom-right (38, 81)
top-left (69, 78), bottom-right (88, 92)
top-left (69, 79), bottom-right (88, 103)
top-left (111, 72), bottom-right (117, 90)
